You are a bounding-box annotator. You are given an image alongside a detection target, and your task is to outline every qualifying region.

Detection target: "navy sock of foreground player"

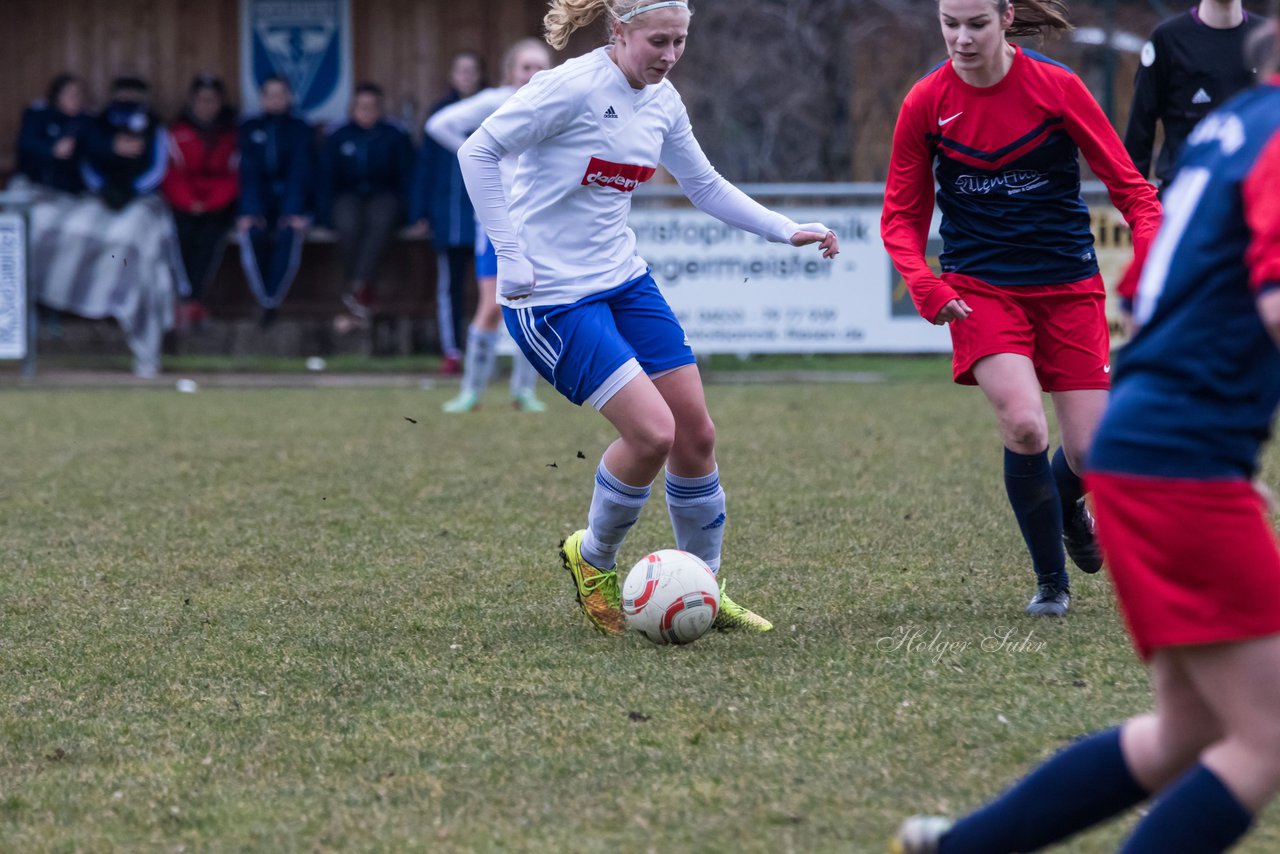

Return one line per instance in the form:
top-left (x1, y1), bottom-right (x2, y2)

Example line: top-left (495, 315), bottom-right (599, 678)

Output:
top-left (938, 728), bottom-right (1147, 853)
top-left (580, 461), bottom-right (650, 569)
top-left (1117, 764), bottom-right (1253, 853)
top-left (1003, 448), bottom-right (1067, 587)
top-left (1050, 446), bottom-right (1084, 515)
top-left (665, 468), bottom-right (725, 574)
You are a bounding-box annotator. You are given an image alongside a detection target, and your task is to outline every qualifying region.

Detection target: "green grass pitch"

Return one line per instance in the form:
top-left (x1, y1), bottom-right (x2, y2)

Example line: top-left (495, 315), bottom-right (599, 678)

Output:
top-left (3, 365), bottom-right (1277, 852)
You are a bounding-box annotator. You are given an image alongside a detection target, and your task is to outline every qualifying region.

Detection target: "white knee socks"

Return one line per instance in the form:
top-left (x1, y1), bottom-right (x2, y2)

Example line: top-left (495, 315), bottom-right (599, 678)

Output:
top-left (462, 326), bottom-right (499, 397)
top-left (580, 461), bottom-right (651, 570)
top-left (665, 468), bottom-right (725, 574)
top-left (510, 351), bottom-right (539, 398)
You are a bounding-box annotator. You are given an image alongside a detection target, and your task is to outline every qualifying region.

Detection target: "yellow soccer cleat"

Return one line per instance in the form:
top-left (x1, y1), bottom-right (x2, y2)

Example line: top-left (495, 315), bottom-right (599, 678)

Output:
top-left (559, 530), bottom-right (624, 636)
top-left (713, 579), bottom-right (773, 632)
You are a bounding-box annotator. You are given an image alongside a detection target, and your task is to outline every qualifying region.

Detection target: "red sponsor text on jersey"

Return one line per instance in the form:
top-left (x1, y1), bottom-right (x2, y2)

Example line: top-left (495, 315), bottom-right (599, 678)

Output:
top-left (581, 156), bottom-right (656, 192)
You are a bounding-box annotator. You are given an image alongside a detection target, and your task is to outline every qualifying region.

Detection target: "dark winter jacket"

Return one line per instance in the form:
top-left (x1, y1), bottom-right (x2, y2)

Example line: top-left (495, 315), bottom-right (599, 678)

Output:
top-left (16, 103), bottom-right (90, 193)
top-left (316, 119), bottom-right (414, 226)
top-left (409, 91), bottom-right (477, 250)
top-left (238, 112), bottom-right (314, 219)
top-left (81, 100), bottom-right (168, 209)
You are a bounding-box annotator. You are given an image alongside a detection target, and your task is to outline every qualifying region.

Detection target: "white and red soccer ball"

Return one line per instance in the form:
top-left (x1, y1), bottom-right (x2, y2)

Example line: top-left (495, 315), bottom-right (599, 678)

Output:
top-left (622, 549), bottom-right (720, 645)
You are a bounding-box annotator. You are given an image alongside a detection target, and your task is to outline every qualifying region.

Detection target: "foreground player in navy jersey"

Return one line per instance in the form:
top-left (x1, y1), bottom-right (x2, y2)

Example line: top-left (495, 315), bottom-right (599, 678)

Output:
top-left (894, 21), bottom-right (1280, 854)
top-left (882, 0), bottom-right (1162, 616)
top-left (458, 0), bottom-right (838, 636)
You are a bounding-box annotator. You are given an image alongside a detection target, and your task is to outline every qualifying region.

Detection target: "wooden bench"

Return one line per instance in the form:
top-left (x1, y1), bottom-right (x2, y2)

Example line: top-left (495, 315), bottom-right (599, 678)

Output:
top-left (202, 227), bottom-right (441, 318)
top-left (34, 227), bottom-right (466, 361)
top-left (179, 227), bottom-right (467, 357)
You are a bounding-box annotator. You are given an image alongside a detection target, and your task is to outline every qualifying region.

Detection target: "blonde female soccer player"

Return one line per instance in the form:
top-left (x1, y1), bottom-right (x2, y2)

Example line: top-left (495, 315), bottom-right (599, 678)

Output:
top-left (457, 0), bottom-right (839, 635)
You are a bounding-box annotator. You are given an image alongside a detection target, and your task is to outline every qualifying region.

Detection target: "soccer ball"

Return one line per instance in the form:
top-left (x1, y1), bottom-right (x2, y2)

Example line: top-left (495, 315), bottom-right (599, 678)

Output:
top-left (622, 550), bottom-right (720, 645)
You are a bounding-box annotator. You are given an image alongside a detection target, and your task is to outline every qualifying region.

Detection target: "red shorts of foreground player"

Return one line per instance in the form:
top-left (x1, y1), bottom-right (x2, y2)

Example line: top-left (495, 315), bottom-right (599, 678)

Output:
top-left (946, 272), bottom-right (1111, 391)
top-left (1088, 472), bottom-right (1280, 662)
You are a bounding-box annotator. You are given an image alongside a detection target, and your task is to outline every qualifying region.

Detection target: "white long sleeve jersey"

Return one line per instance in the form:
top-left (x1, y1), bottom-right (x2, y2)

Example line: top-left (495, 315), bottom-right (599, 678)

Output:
top-left (462, 45), bottom-right (802, 308)
top-left (425, 86), bottom-right (520, 190)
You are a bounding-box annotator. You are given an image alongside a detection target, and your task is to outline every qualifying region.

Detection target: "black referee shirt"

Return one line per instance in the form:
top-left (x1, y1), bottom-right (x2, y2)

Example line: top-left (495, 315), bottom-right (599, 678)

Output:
top-left (1123, 7), bottom-right (1267, 187)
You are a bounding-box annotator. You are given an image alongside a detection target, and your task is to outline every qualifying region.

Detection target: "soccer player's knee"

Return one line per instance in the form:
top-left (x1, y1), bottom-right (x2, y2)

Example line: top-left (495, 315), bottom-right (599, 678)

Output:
top-left (679, 417), bottom-right (716, 459)
top-left (632, 416), bottom-right (676, 463)
top-left (1003, 409), bottom-right (1049, 450)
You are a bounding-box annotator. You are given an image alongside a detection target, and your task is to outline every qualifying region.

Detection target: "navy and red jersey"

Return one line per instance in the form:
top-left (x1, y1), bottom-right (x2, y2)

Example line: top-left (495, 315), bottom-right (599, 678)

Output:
top-left (1091, 75), bottom-right (1280, 481)
top-left (882, 46), bottom-right (1162, 323)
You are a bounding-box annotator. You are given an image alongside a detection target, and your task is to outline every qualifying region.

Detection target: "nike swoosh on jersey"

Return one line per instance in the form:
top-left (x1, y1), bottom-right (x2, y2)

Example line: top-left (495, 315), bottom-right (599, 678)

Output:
top-left (939, 112), bottom-right (964, 126)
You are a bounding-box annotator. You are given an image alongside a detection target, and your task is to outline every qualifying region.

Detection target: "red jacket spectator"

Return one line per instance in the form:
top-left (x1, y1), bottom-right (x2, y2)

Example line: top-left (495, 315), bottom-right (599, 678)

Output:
top-left (164, 75), bottom-right (242, 313)
top-left (163, 111), bottom-right (238, 214)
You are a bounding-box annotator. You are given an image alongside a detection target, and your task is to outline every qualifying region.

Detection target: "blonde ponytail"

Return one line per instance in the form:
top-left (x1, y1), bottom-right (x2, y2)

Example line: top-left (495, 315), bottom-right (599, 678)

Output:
top-left (543, 0), bottom-right (691, 50)
top-left (544, 0), bottom-right (611, 50)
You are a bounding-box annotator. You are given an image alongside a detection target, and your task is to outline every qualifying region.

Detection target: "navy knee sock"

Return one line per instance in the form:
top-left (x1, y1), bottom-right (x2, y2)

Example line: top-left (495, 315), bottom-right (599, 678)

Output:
top-left (1118, 764), bottom-right (1253, 853)
top-left (940, 728), bottom-right (1148, 854)
top-left (1004, 448), bottom-right (1067, 586)
top-left (1051, 447), bottom-right (1085, 518)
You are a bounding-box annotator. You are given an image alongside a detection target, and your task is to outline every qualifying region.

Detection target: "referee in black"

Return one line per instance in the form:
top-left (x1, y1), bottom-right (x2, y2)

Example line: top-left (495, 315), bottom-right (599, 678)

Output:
top-left (1124, 0), bottom-right (1268, 190)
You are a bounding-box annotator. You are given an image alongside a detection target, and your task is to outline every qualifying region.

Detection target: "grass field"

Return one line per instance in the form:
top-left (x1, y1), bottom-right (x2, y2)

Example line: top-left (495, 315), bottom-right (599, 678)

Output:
top-left (3, 364), bottom-right (1278, 853)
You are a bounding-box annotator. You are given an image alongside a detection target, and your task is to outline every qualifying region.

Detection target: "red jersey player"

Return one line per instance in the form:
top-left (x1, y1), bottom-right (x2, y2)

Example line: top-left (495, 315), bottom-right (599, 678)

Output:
top-left (894, 16), bottom-right (1280, 853)
top-left (881, 0), bottom-right (1161, 616)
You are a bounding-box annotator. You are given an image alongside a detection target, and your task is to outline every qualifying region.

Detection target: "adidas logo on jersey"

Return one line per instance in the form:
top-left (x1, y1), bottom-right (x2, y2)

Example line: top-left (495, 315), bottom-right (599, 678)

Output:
top-left (1192, 88), bottom-right (1212, 105)
top-left (603, 106), bottom-right (619, 119)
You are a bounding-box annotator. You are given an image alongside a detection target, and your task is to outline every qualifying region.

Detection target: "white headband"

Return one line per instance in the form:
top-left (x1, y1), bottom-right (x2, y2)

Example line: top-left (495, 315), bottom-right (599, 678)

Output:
top-left (617, 1), bottom-right (689, 24)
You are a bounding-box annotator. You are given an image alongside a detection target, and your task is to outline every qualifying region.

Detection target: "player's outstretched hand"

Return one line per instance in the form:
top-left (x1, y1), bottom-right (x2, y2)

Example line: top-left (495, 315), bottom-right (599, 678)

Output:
top-left (497, 254), bottom-right (536, 301)
top-left (932, 298), bottom-right (973, 325)
top-left (790, 223), bottom-right (840, 259)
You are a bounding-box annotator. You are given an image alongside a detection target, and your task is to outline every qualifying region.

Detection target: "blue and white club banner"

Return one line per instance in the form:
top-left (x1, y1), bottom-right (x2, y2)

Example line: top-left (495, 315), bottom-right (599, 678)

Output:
top-left (241, 0), bottom-right (353, 124)
top-left (0, 213), bottom-right (27, 360)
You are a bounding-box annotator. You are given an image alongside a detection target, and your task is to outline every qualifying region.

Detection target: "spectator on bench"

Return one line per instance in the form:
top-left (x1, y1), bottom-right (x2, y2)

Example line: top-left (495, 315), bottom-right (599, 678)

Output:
top-left (410, 50), bottom-right (486, 374)
top-left (317, 82), bottom-right (415, 323)
top-left (15, 73), bottom-right (90, 195)
top-left (26, 75), bottom-right (187, 379)
top-left (81, 76), bottom-right (168, 210)
top-left (163, 73), bottom-right (239, 331)
top-left (238, 75), bottom-right (313, 327)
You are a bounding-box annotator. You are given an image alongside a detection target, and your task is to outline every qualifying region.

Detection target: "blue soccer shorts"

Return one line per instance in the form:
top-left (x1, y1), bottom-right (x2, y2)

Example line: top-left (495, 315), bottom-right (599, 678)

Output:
top-left (474, 231), bottom-right (498, 279)
top-left (502, 272), bottom-right (696, 408)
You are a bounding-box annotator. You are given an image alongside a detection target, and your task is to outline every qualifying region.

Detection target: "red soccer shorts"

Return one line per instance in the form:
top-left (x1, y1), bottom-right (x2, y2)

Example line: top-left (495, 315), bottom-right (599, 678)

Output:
top-left (1088, 472), bottom-right (1280, 662)
top-left (944, 272), bottom-right (1111, 392)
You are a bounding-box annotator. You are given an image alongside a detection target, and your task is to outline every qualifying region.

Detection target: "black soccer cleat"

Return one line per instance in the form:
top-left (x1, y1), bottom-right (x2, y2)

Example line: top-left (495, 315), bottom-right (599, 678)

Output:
top-left (1026, 581), bottom-right (1070, 617)
top-left (1063, 500), bottom-right (1103, 574)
